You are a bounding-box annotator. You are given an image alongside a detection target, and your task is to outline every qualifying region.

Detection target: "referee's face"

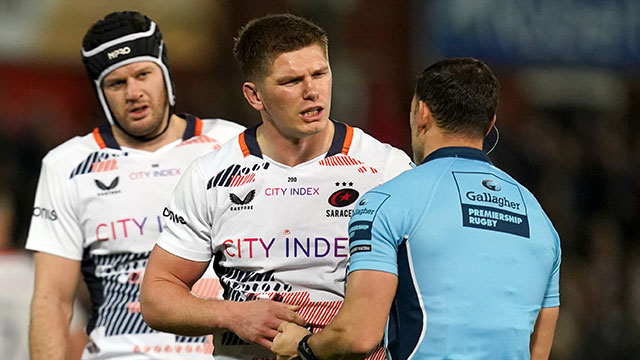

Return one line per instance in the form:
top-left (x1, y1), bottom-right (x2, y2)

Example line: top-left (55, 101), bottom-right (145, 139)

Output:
top-left (102, 61), bottom-right (169, 138)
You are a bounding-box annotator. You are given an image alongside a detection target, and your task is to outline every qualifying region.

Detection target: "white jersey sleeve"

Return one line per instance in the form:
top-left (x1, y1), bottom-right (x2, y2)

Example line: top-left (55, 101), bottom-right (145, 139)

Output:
top-left (26, 151), bottom-right (84, 260)
top-left (156, 158), bottom-right (214, 262)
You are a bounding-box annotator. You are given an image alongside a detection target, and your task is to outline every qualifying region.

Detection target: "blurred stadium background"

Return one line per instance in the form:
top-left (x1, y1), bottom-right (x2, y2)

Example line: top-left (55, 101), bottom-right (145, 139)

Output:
top-left (1, 1), bottom-right (639, 359)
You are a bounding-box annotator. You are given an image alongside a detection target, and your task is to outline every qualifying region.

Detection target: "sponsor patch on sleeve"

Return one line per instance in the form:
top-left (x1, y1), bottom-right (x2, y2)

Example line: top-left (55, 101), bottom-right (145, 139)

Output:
top-left (453, 172), bottom-right (530, 238)
top-left (350, 244), bottom-right (372, 255)
top-left (348, 191), bottom-right (390, 243)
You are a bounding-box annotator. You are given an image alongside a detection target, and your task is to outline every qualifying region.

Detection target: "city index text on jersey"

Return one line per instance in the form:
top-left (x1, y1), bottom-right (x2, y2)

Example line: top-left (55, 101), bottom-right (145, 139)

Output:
top-left (222, 236), bottom-right (349, 259)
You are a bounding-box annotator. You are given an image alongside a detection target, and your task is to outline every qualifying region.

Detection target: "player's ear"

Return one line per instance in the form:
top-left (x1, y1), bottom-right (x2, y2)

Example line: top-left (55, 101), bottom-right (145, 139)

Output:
top-left (242, 82), bottom-right (264, 111)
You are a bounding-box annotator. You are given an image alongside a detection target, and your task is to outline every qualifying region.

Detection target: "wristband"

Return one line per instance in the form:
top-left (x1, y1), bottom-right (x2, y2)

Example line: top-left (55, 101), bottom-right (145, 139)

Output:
top-left (297, 333), bottom-right (320, 360)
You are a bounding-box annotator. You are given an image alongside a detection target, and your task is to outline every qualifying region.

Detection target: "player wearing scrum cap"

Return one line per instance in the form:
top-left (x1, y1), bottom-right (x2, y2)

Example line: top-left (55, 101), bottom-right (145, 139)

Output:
top-left (26, 11), bottom-right (244, 359)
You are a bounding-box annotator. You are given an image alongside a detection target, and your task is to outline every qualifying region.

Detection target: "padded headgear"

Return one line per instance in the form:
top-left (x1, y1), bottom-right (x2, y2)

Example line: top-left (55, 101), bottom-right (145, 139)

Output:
top-left (81, 11), bottom-right (175, 125)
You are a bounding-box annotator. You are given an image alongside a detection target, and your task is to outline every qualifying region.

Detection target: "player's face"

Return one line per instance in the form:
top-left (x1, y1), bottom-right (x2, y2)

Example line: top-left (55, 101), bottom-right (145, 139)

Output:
top-left (102, 61), bottom-right (168, 138)
top-left (409, 95), bottom-right (424, 164)
top-left (256, 44), bottom-right (332, 139)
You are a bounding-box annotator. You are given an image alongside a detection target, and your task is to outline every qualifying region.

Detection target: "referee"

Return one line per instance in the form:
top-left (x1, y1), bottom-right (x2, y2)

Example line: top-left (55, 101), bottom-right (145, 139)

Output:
top-left (273, 57), bottom-right (561, 360)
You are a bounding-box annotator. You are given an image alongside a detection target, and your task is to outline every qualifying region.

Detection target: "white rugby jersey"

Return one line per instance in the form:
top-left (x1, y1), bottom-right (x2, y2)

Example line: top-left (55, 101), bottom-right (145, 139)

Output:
top-left (26, 114), bottom-right (245, 359)
top-left (157, 121), bottom-right (413, 360)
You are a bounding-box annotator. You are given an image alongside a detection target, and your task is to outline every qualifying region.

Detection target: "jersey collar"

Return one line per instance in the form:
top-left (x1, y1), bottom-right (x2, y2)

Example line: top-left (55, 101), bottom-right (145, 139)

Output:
top-left (420, 146), bottom-right (491, 165)
top-left (238, 120), bottom-right (354, 158)
top-left (92, 113), bottom-right (202, 150)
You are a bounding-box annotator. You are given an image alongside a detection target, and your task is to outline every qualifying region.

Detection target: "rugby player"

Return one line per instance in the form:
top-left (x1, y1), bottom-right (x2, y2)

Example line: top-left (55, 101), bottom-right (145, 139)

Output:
top-left (26, 11), bottom-right (244, 359)
top-left (140, 13), bottom-right (413, 360)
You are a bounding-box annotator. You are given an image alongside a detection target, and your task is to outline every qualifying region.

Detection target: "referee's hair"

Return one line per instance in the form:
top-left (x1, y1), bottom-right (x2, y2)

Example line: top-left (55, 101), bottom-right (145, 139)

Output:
top-left (415, 57), bottom-right (499, 139)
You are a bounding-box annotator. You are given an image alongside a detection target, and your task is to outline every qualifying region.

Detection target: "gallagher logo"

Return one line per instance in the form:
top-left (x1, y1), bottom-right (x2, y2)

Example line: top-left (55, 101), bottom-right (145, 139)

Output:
top-left (482, 179), bottom-right (502, 192)
top-left (230, 189), bottom-right (256, 211)
top-left (328, 183), bottom-right (359, 208)
top-left (95, 177), bottom-right (121, 196)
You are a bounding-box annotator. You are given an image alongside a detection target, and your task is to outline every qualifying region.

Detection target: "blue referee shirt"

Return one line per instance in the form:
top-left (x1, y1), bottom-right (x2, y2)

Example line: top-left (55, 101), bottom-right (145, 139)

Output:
top-left (348, 147), bottom-right (561, 360)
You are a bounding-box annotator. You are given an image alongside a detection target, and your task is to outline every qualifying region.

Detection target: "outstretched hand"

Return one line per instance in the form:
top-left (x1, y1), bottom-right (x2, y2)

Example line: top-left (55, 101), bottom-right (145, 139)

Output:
top-left (272, 322), bottom-right (311, 360)
top-left (226, 300), bottom-right (307, 349)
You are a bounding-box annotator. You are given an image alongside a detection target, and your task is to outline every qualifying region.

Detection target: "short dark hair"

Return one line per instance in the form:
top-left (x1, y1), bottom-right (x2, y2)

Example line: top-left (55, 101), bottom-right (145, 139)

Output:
top-left (233, 14), bottom-right (328, 81)
top-left (415, 57), bottom-right (499, 139)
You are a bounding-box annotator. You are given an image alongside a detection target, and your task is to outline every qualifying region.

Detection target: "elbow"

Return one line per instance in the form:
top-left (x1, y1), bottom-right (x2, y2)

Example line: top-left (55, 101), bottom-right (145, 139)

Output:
top-left (340, 329), bottom-right (384, 358)
top-left (139, 280), bottom-right (163, 331)
top-left (348, 339), bottom-right (382, 358)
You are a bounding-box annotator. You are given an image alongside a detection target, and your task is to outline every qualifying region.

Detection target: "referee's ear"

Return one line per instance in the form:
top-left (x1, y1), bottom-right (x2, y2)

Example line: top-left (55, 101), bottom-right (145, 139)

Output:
top-left (416, 100), bottom-right (433, 135)
top-left (485, 115), bottom-right (497, 136)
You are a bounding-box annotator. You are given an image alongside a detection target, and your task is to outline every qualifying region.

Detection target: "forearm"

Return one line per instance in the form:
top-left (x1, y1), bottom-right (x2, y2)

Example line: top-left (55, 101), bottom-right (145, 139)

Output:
top-left (309, 326), bottom-right (373, 360)
top-left (29, 295), bottom-right (74, 360)
top-left (302, 271), bottom-right (395, 360)
top-left (530, 306), bottom-right (559, 360)
top-left (140, 275), bottom-right (232, 336)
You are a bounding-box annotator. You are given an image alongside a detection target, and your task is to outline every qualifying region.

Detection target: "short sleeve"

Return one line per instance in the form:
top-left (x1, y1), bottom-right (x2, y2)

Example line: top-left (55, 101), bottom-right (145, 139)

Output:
top-left (542, 228), bottom-right (561, 308)
top-left (156, 159), bottom-right (214, 262)
top-left (347, 190), bottom-right (401, 276)
top-left (26, 155), bottom-right (84, 260)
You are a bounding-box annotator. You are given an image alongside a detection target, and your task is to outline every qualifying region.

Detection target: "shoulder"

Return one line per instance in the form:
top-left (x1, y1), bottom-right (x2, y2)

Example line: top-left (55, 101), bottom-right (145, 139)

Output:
top-left (191, 132), bottom-right (244, 174)
top-left (348, 126), bottom-right (412, 163)
top-left (42, 131), bottom-right (102, 167)
top-left (199, 118), bottom-right (246, 139)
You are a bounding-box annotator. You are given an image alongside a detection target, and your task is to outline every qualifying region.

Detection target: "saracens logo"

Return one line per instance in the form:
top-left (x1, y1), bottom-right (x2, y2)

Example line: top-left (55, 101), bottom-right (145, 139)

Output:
top-left (328, 183), bottom-right (359, 208)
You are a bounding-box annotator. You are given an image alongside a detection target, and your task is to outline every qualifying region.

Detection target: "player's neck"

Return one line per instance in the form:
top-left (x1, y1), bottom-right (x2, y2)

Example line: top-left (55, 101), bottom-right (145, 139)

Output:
top-left (422, 131), bottom-right (484, 159)
top-left (112, 114), bottom-right (186, 152)
top-left (257, 121), bottom-right (335, 167)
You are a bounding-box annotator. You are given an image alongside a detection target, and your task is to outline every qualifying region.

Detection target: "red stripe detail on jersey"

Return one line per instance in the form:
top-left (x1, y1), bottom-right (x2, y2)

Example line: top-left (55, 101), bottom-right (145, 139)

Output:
top-left (178, 134), bottom-right (219, 147)
top-left (250, 291), bottom-right (386, 359)
top-left (238, 132), bottom-right (250, 157)
top-left (93, 128), bottom-right (106, 149)
top-left (194, 117), bottom-right (203, 136)
top-left (368, 346), bottom-right (387, 360)
top-left (92, 159), bottom-right (118, 172)
top-left (244, 173), bottom-right (256, 186)
top-left (192, 278), bottom-right (222, 298)
top-left (319, 155), bottom-right (364, 167)
top-left (230, 175), bottom-right (239, 187)
top-left (229, 173), bottom-right (256, 187)
top-left (248, 292), bottom-right (342, 328)
top-left (341, 125), bottom-right (354, 155)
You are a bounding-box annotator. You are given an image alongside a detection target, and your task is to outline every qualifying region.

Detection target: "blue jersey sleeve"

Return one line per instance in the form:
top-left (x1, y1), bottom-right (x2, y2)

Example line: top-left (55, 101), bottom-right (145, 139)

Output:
top-left (542, 227), bottom-right (561, 308)
top-left (347, 190), bottom-right (401, 276)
